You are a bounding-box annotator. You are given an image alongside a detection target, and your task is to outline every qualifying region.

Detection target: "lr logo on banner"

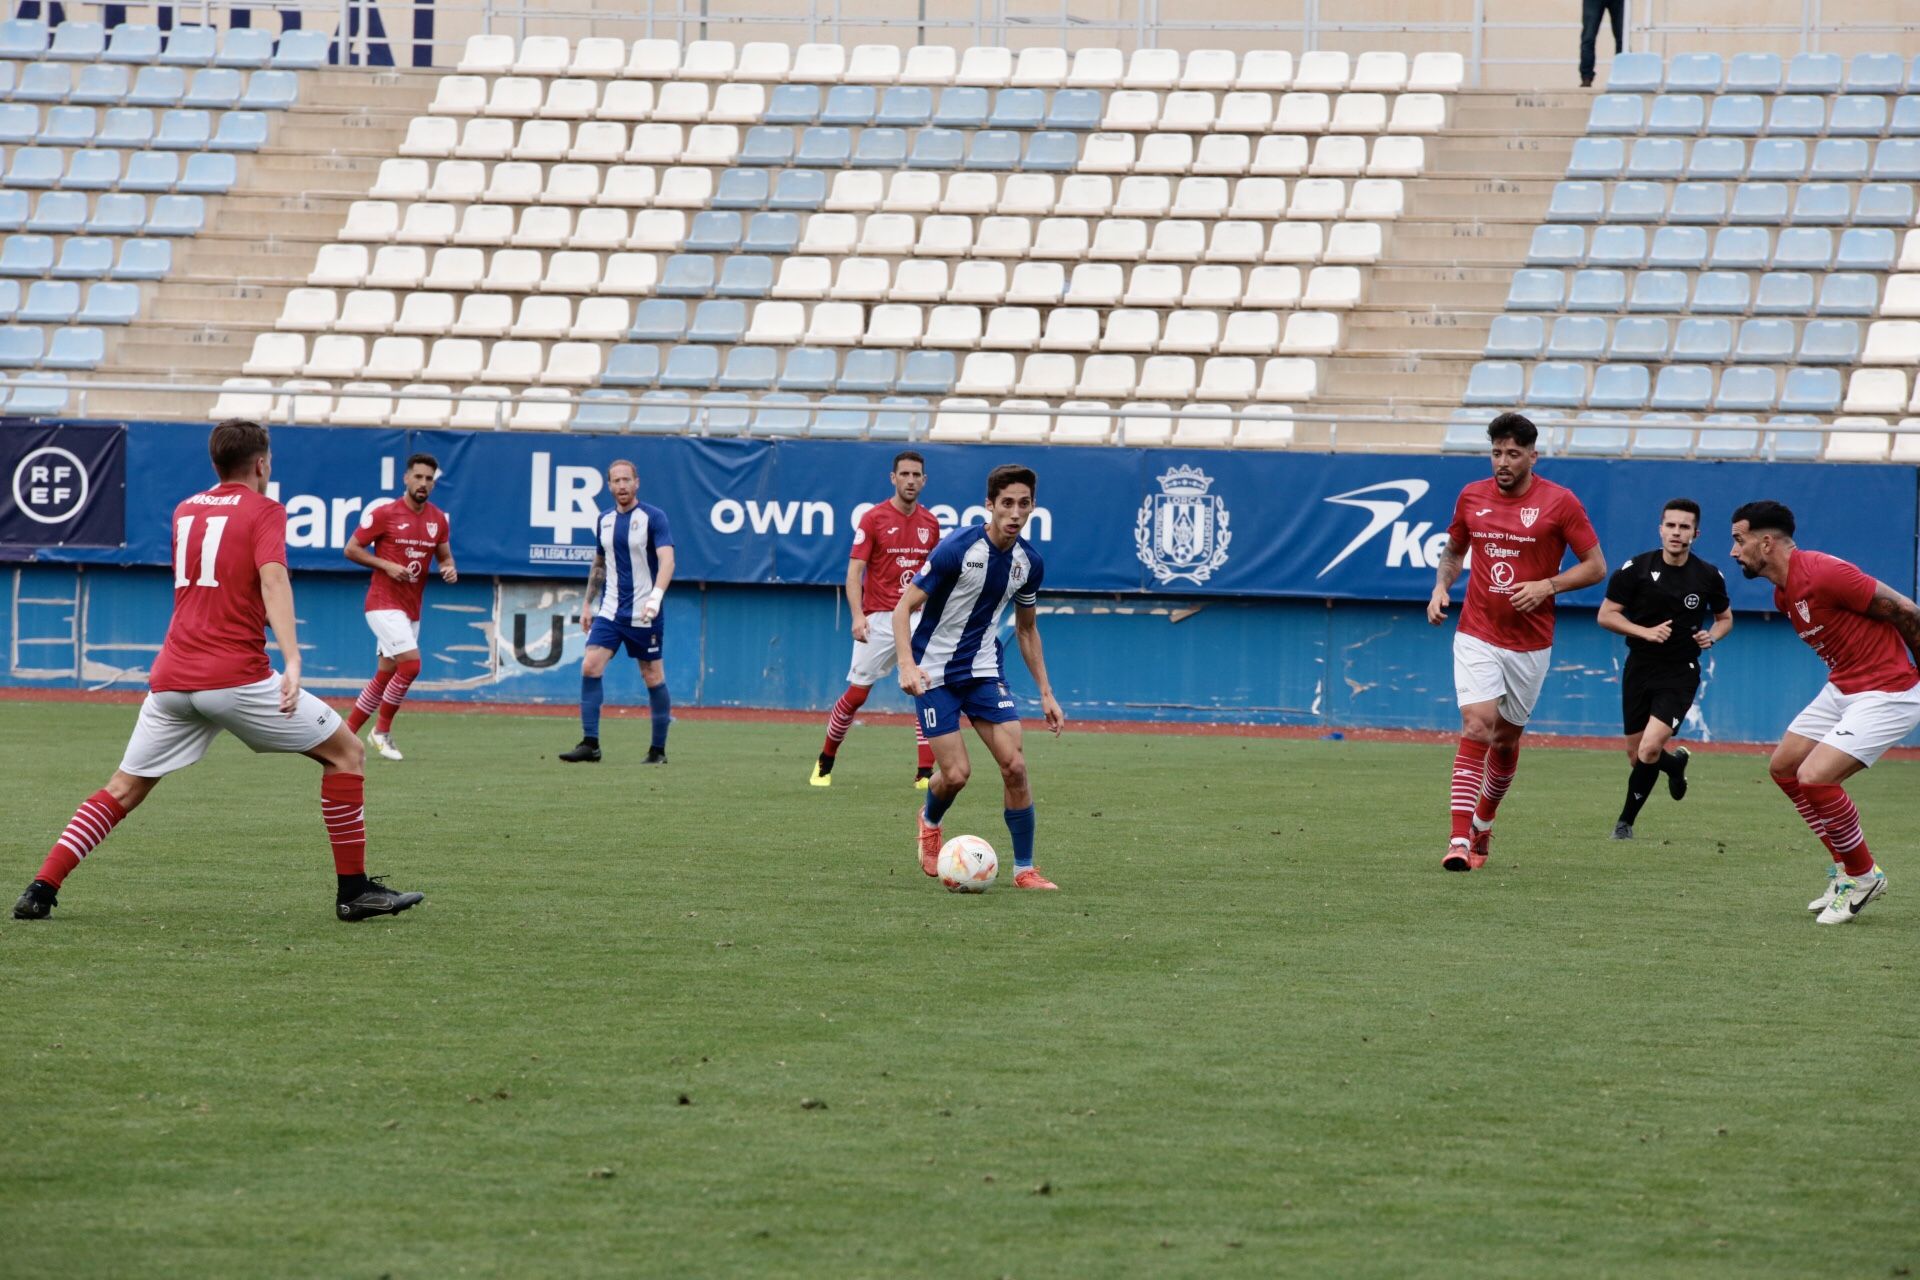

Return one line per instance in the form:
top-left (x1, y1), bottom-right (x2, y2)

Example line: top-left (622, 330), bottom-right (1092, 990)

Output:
top-left (12, 446), bottom-right (89, 524)
top-left (1135, 465), bottom-right (1231, 585)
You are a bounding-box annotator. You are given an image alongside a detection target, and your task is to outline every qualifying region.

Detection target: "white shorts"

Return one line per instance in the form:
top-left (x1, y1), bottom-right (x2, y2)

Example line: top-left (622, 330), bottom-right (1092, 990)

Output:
top-left (1786, 681), bottom-right (1920, 768)
top-left (365, 609), bottom-right (422, 659)
top-left (847, 611), bottom-right (919, 687)
top-left (119, 675), bottom-right (342, 778)
top-left (1453, 632), bottom-right (1552, 727)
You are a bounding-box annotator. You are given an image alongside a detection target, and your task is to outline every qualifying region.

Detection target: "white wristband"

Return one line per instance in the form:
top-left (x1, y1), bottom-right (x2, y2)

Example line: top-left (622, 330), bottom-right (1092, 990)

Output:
top-left (644, 588), bottom-right (664, 611)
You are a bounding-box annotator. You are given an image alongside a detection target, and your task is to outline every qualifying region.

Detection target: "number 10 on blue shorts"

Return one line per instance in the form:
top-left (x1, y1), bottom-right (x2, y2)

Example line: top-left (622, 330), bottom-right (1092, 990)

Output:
top-left (914, 678), bottom-right (1020, 738)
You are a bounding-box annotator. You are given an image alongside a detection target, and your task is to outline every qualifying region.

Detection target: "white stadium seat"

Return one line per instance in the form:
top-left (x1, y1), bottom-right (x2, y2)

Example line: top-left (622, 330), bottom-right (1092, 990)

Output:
top-left (1041, 308), bottom-right (1100, 351)
top-left (900, 45), bottom-right (958, 86)
top-left (1348, 178), bottom-right (1405, 219)
top-left (956, 352), bottom-right (1017, 396)
top-left (1330, 93), bottom-right (1389, 133)
top-left (341, 200), bottom-right (400, 241)
top-left (483, 77), bottom-right (543, 118)
top-left (541, 79), bottom-right (600, 119)
top-left (1100, 309), bottom-right (1160, 353)
top-left (1293, 50), bottom-right (1351, 91)
top-left (1012, 47), bottom-right (1069, 88)
top-left (991, 400), bottom-right (1052, 443)
top-left (597, 80), bottom-right (655, 121)
top-left (569, 38), bottom-right (625, 78)
top-left (1124, 47), bottom-right (1181, 90)
top-left (243, 332), bottom-right (306, 376)
top-left (735, 41), bottom-right (792, 82)
top-left (1368, 135), bottom-right (1426, 176)
top-left (1051, 401), bottom-right (1113, 444)
top-left (680, 40), bottom-right (737, 80)
top-left (597, 252), bottom-right (659, 295)
top-left (831, 258), bottom-right (891, 301)
top-left (304, 334), bottom-right (366, 379)
top-left (1068, 48), bottom-right (1125, 89)
top-left (957, 46), bottom-right (1013, 88)
top-left (1252, 135), bottom-right (1309, 176)
top-left (513, 36), bottom-right (572, 76)
top-left (1351, 51), bottom-right (1410, 92)
top-left (1324, 222), bottom-right (1384, 264)
top-left (430, 75), bottom-right (487, 116)
top-left (1281, 311), bottom-right (1341, 354)
top-left (1408, 51), bottom-right (1466, 92)
top-left (364, 336), bottom-right (425, 380)
top-left (1184, 265), bottom-right (1245, 308)
top-left (457, 34), bottom-right (514, 74)
top-left (889, 260), bottom-right (950, 302)
top-left (1160, 309), bottom-right (1221, 353)
top-left (746, 300), bottom-right (806, 344)
top-left (1237, 49), bottom-right (1294, 91)
top-left (337, 290), bottom-right (397, 333)
top-left (453, 294), bottom-right (512, 336)
top-left (394, 292), bottom-right (455, 334)
top-left (277, 287), bottom-right (338, 331)
top-left (1275, 92), bottom-right (1331, 133)
top-left (846, 44), bottom-right (903, 84)
top-left (924, 305), bottom-right (984, 348)
top-left (399, 116), bottom-right (457, 158)
top-left (1389, 93), bottom-right (1447, 133)
top-left (1258, 356), bottom-right (1318, 400)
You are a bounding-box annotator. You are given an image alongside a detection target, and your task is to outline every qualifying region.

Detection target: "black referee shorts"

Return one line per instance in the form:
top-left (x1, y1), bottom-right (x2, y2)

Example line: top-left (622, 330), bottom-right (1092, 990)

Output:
top-left (1622, 657), bottom-right (1699, 736)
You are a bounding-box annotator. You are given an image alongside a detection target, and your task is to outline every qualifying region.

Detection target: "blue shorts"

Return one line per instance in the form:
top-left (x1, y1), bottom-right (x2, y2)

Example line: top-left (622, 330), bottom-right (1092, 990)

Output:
top-left (587, 616), bottom-right (662, 661)
top-left (915, 677), bottom-right (1019, 739)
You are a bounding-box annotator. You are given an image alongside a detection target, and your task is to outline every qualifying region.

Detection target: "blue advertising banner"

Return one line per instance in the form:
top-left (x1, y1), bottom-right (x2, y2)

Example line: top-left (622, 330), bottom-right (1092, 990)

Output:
top-left (0, 421), bottom-right (126, 554)
top-left (28, 421), bottom-right (1920, 610)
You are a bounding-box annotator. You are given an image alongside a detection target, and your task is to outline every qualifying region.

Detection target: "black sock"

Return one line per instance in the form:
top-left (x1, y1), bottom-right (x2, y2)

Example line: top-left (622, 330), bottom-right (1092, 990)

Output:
top-left (817, 751), bottom-right (834, 772)
top-left (1619, 760), bottom-right (1662, 824)
top-left (337, 873), bottom-right (369, 897)
top-left (581, 736), bottom-right (599, 747)
top-left (1657, 749), bottom-right (1684, 776)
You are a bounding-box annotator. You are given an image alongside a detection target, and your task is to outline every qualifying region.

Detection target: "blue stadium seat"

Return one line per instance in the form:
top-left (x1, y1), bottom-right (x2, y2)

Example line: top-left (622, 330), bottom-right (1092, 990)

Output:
top-left (102, 23), bottom-right (163, 63)
top-left (1546, 315), bottom-right (1608, 359)
top-left (657, 254), bottom-right (717, 297)
top-left (1785, 52), bottom-right (1842, 94)
top-left (1505, 269), bottom-right (1564, 311)
top-left (41, 107), bottom-right (98, 148)
top-left (1587, 225), bottom-right (1647, 267)
top-left (777, 346), bottom-right (838, 392)
top-left (88, 193), bottom-right (148, 235)
top-left (1725, 52), bottom-right (1782, 94)
top-left (1673, 317), bottom-right (1734, 361)
top-left (695, 392), bottom-right (752, 436)
top-left (0, 234), bottom-right (55, 276)
top-left (1714, 366), bottom-right (1777, 411)
top-left (1709, 226), bottom-right (1770, 269)
top-left (1586, 94), bottom-right (1643, 134)
top-left (185, 68), bottom-right (244, 110)
top-left (240, 69), bottom-right (299, 110)
top-left (1609, 316), bottom-right (1669, 359)
top-left (1443, 412), bottom-right (1491, 453)
top-left (212, 111), bottom-right (271, 153)
top-left (1767, 426), bottom-right (1824, 460)
top-left (1685, 137), bottom-right (1746, 181)
top-left (629, 299), bottom-right (688, 342)
top-left (1871, 138), bottom-right (1920, 180)
top-left (43, 325), bottom-right (102, 369)
top-left (19, 280), bottom-right (79, 322)
top-left (1648, 225), bottom-right (1708, 268)
top-left (17, 63), bottom-right (74, 103)
top-left (0, 17), bottom-right (48, 59)
top-left (718, 345), bottom-right (778, 390)
top-left (179, 152), bottom-right (237, 193)
top-left (27, 192), bottom-right (87, 235)
top-left (160, 24), bottom-right (219, 65)
top-left (64, 149), bottom-right (123, 191)
top-left (122, 150), bottom-right (181, 191)
top-left (53, 237), bottom-right (115, 279)
top-left (0, 103), bottom-right (43, 146)
top-left (0, 192), bottom-right (25, 233)
top-left (571, 389), bottom-right (632, 432)
top-left (1694, 426), bottom-right (1761, 458)
top-left (1810, 138), bottom-right (1869, 181)
top-left (990, 88), bottom-right (1047, 130)
top-left (0, 324), bottom-right (46, 366)
top-left (272, 29), bottom-right (332, 69)
top-left (1484, 314), bottom-right (1545, 358)
top-left (1566, 136), bottom-right (1624, 178)
top-left (1753, 271), bottom-right (1815, 314)
top-left (603, 343), bottom-right (661, 386)
top-left (48, 20), bottom-right (106, 61)
top-left (1526, 224), bottom-right (1585, 266)
top-left (714, 168), bottom-right (771, 209)
top-left (1646, 94), bottom-right (1705, 135)
top-left (630, 390), bottom-right (692, 434)
top-left (908, 128), bottom-right (966, 169)
top-left (766, 84), bottom-right (820, 125)
top-left (1566, 424), bottom-right (1631, 456)
top-left (128, 66), bottom-right (187, 106)
top-left (1766, 94), bottom-right (1825, 135)
top-left (1462, 361), bottom-right (1524, 406)
top-left (739, 126), bottom-right (795, 166)
top-left (78, 282), bottom-right (140, 325)
top-left (813, 394), bottom-right (874, 439)
top-left (1666, 182), bottom-right (1726, 223)
top-left (684, 211), bottom-right (743, 253)
top-left (98, 108), bottom-right (155, 149)
top-left (1631, 426), bottom-right (1694, 457)
top-left (767, 168), bottom-right (826, 210)
top-left (871, 397), bottom-right (929, 440)
top-left (1728, 182), bottom-right (1788, 224)
top-left (687, 299), bottom-right (746, 345)
top-left (1023, 131), bottom-right (1080, 171)
top-left (1706, 94), bottom-right (1764, 135)
top-left (1788, 183), bottom-right (1850, 225)
top-left (1046, 89), bottom-right (1103, 130)
top-left (741, 212), bottom-right (799, 255)
top-left (217, 26), bottom-right (276, 69)
top-left (6, 372), bottom-right (70, 416)
top-left (1827, 94), bottom-right (1888, 137)
top-left (1815, 273), bottom-right (1879, 317)
top-left (112, 238), bottom-right (172, 280)
top-left (1893, 97), bottom-right (1920, 137)
top-left (750, 392), bottom-right (813, 437)
top-left (821, 85), bottom-right (879, 126)
top-left (1846, 51), bottom-right (1905, 94)
top-left (1589, 364), bottom-right (1651, 409)
top-left (1546, 181), bottom-right (1605, 221)
top-left (1606, 53), bottom-right (1663, 93)
top-left (146, 194), bottom-right (205, 236)
top-left (1607, 181), bottom-right (1667, 222)
top-left (0, 280), bottom-right (19, 319)
top-left (1566, 268), bottom-right (1626, 311)
top-left (1688, 270), bottom-right (1749, 314)
top-left (837, 348), bottom-right (899, 392)
top-left (1854, 184), bottom-right (1915, 226)
top-left (659, 344), bottom-right (721, 389)
top-left (796, 126), bottom-right (853, 167)
top-left (897, 350), bottom-right (956, 395)
top-left (1835, 228), bottom-right (1895, 271)
top-left (851, 127), bottom-right (908, 169)
top-left (1734, 317), bottom-right (1794, 362)
top-left (715, 254), bottom-right (774, 298)
top-left (4, 148), bottom-right (61, 190)
top-left (1666, 52), bottom-right (1724, 93)
top-left (964, 129), bottom-right (1021, 169)
top-left (1773, 228), bottom-right (1832, 270)
top-left (154, 109), bottom-right (212, 150)
top-left (934, 86), bottom-right (991, 129)
top-left (1778, 367), bottom-right (1843, 412)
top-left (1747, 138), bottom-right (1806, 180)
top-left (1797, 320), bottom-right (1861, 364)
top-left (1650, 364), bottom-right (1713, 411)
top-left (877, 86), bottom-right (933, 127)
top-left (73, 64), bottom-right (132, 105)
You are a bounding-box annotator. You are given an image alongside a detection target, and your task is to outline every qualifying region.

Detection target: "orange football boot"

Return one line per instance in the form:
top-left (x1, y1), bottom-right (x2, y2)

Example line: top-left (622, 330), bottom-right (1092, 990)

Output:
top-left (1441, 838), bottom-right (1472, 872)
top-left (917, 810), bottom-right (941, 877)
top-left (1467, 825), bottom-right (1492, 870)
top-left (1012, 867), bottom-right (1058, 890)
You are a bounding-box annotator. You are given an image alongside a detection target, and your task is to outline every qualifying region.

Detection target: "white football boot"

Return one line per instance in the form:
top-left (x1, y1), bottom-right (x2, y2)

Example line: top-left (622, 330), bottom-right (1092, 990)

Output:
top-left (369, 731), bottom-right (404, 762)
top-left (1808, 865), bottom-right (1842, 913)
top-left (1814, 867), bottom-right (1887, 925)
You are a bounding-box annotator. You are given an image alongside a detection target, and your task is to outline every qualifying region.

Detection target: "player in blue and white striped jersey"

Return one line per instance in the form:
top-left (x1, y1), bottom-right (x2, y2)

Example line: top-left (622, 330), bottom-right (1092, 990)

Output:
top-left (559, 460), bottom-right (676, 765)
top-left (894, 464), bottom-right (1067, 889)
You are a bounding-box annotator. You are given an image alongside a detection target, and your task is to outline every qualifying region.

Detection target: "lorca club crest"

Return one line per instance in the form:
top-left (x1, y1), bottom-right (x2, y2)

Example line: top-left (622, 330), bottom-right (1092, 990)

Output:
top-left (1135, 465), bottom-right (1232, 585)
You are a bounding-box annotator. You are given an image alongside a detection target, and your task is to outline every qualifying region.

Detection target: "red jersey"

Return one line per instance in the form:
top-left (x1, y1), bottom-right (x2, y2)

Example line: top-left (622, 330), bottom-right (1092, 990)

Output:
top-left (148, 482), bottom-right (288, 693)
top-left (850, 500), bottom-right (941, 615)
top-left (1775, 549), bottom-right (1919, 695)
top-left (353, 498), bottom-right (450, 621)
top-left (1446, 474), bottom-right (1599, 653)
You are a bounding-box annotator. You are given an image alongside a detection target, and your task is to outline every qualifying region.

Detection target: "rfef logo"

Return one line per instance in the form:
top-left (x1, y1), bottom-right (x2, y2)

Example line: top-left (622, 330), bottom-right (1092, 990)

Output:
top-left (11, 446), bottom-right (88, 524)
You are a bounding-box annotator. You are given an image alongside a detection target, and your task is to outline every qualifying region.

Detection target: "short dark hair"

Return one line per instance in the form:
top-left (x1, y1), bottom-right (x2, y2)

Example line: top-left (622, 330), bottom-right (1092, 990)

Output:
top-left (986, 464), bottom-right (1037, 503)
top-left (404, 452), bottom-right (438, 474)
top-left (209, 419), bottom-right (270, 478)
top-left (1662, 497), bottom-right (1701, 526)
top-left (891, 450), bottom-right (925, 473)
top-left (1732, 499), bottom-right (1795, 538)
top-left (1486, 412), bottom-right (1538, 449)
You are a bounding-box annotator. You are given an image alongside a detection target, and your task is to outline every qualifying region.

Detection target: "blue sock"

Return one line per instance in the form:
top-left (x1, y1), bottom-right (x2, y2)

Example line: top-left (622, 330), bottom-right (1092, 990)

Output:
top-left (1004, 806), bottom-right (1036, 868)
top-left (647, 682), bottom-right (671, 750)
top-left (923, 784), bottom-right (956, 827)
top-left (580, 675), bottom-right (604, 739)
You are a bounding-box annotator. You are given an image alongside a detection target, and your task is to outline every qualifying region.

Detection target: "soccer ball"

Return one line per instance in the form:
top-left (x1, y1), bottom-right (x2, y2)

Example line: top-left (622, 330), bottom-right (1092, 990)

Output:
top-left (937, 835), bottom-right (998, 893)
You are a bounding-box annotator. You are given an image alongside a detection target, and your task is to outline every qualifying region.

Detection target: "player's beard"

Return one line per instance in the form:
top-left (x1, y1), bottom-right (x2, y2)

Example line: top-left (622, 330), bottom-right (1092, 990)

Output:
top-left (1739, 563), bottom-right (1760, 579)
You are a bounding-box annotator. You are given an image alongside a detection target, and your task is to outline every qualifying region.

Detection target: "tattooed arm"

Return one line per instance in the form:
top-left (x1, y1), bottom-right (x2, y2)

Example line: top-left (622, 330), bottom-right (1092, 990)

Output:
top-left (1865, 581), bottom-right (1920, 667)
top-left (580, 553), bottom-right (605, 634)
top-left (1427, 540), bottom-right (1466, 626)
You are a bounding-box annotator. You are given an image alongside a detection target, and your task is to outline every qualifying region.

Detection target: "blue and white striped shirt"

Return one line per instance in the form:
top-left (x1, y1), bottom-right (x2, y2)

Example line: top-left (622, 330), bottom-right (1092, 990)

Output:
top-left (594, 501), bottom-right (673, 625)
top-left (909, 525), bottom-right (1045, 689)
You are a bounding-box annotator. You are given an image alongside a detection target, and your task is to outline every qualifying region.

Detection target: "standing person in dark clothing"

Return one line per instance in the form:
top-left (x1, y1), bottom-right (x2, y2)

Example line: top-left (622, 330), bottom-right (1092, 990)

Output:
top-left (1580, 0), bottom-right (1626, 87)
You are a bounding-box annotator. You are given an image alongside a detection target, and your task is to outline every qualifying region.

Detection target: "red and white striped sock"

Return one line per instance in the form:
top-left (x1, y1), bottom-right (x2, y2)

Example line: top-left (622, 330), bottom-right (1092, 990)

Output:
top-left (374, 659), bottom-right (420, 735)
top-left (36, 789), bottom-right (129, 887)
top-left (347, 670), bottom-right (393, 733)
top-left (1771, 772), bottom-right (1841, 863)
top-left (1474, 744), bottom-right (1521, 827)
top-left (821, 683), bottom-right (871, 758)
top-left (914, 716), bottom-right (933, 770)
top-left (1449, 739), bottom-right (1490, 841)
top-left (320, 773), bottom-right (366, 877)
top-left (1800, 782), bottom-right (1874, 877)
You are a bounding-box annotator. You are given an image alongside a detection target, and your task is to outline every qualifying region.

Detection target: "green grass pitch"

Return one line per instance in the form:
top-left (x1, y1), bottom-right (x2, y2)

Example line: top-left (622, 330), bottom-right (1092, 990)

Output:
top-left (2, 701), bottom-right (1916, 1279)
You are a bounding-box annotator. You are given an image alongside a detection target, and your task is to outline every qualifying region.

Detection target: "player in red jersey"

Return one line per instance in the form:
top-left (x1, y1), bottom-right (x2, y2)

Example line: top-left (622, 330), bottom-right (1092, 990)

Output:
top-left (1730, 500), bottom-right (1920, 924)
top-left (343, 452), bottom-right (456, 762)
top-left (12, 420), bottom-right (423, 924)
top-left (810, 451), bottom-right (943, 789)
top-left (1427, 413), bottom-right (1607, 871)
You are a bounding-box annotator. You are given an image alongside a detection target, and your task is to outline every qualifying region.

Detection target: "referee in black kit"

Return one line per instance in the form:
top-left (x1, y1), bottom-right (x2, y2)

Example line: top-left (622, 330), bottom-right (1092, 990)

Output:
top-left (1596, 498), bottom-right (1734, 840)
